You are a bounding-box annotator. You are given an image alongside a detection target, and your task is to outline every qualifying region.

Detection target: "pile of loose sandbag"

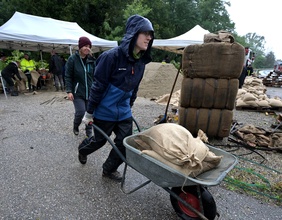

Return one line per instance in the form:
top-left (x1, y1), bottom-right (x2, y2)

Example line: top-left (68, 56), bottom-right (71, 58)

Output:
top-left (178, 31), bottom-right (244, 138)
top-left (132, 123), bottom-right (222, 177)
top-left (234, 124), bottom-right (282, 150)
top-left (236, 76), bottom-right (282, 108)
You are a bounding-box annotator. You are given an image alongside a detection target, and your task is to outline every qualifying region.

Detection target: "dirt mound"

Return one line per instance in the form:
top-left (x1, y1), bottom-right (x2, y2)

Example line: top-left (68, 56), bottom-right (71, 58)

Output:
top-left (138, 62), bottom-right (183, 99)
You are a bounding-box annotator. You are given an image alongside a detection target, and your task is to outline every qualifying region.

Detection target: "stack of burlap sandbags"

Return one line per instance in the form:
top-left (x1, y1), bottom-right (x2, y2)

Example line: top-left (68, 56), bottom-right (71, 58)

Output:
top-left (236, 76), bottom-right (282, 109)
top-left (178, 31), bottom-right (244, 138)
top-left (132, 123), bottom-right (222, 177)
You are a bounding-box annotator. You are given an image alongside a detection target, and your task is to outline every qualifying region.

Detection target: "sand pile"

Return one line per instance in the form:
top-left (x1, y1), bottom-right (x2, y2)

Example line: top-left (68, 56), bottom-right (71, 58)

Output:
top-left (138, 62), bottom-right (183, 99)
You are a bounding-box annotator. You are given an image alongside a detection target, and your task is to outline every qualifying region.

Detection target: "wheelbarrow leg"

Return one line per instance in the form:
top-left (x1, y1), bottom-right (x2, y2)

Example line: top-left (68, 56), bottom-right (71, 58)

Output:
top-left (120, 163), bottom-right (152, 194)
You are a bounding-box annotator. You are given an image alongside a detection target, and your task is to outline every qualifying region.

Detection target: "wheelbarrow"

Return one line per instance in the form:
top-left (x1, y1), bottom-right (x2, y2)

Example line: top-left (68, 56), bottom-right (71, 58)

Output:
top-left (92, 120), bottom-right (238, 220)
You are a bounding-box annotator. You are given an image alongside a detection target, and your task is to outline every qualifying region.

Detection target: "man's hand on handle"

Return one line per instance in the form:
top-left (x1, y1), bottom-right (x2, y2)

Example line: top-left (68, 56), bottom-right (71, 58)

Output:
top-left (82, 112), bottom-right (93, 125)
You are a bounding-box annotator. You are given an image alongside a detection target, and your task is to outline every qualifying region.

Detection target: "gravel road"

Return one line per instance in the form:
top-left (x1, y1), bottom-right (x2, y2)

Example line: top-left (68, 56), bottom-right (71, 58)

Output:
top-left (0, 90), bottom-right (281, 220)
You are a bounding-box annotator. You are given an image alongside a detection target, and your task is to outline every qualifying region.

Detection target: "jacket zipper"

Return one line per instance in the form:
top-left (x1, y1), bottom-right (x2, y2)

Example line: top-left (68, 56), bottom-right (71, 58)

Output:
top-left (79, 56), bottom-right (88, 99)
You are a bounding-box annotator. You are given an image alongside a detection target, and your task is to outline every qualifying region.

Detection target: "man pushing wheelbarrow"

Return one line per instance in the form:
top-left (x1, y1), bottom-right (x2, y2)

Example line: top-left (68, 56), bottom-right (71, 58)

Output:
top-left (78, 14), bottom-right (155, 182)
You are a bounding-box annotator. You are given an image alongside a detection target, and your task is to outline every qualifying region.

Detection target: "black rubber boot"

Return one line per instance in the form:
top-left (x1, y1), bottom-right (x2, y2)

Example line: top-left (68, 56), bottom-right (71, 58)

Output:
top-left (102, 170), bottom-right (122, 182)
top-left (11, 91), bottom-right (19, 96)
top-left (73, 127), bottom-right (79, 135)
top-left (9, 86), bottom-right (18, 96)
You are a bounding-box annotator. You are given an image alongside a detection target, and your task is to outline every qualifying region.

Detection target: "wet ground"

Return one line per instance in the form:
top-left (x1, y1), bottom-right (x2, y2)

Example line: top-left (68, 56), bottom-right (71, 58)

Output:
top-left (265, 86), bottom-right (282, 99)
top-left (1, 91), bottom-right (282, 220)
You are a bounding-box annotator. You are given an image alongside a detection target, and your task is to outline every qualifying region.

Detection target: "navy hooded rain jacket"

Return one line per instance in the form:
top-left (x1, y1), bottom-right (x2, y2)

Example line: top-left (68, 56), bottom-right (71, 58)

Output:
top-left (87, 15), bottom-right (154, 121)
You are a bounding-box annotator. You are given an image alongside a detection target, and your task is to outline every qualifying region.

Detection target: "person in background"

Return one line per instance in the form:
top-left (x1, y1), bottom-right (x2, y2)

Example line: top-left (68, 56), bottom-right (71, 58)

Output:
top-left (61, 55), bottom-right (66, 88)
top-left (238, 47), bottom-right (249, 88)
top-left (1, 61), bottom-right (22, 96)
top-left (247, 60), bottom-right (254, 76)
top-left (162, 55), bottom-right (170, 63)
top-left (65, 36), bottom-right (96, 137)
top-left (78, 14), bottom-right (154, 182)
top-left (20, 52), bottom-right (36, 92)
top-left (0, 52), bottom-right (7, 70)
top-left (246, 55), bottom-right (255, 76)
top-left (49, 49), bottom-right (64, 91)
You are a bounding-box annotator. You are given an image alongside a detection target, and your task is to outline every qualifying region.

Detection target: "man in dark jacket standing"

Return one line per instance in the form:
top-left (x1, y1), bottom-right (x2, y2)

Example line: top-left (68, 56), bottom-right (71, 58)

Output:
top-left (1, 61), bottom-right (22, 96)
top-left (49, 49), bottom-right (64, 91)
top-left (78, 14), bottom-right (154, 182)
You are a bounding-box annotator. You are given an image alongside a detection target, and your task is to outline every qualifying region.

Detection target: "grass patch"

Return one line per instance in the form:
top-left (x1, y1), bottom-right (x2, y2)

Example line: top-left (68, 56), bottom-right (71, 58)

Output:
top-left (223, 163), bottom-right (282, 206)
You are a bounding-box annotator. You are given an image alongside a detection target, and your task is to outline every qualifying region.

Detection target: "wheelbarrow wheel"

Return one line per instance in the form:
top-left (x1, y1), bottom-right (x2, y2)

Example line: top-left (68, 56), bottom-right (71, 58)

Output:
top-left (170, 186), bottom-right (217, 220)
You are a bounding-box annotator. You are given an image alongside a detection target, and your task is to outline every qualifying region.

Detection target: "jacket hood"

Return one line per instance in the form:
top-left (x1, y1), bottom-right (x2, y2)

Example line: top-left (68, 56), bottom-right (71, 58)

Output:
top-left (120, 14), bottom-right (154, 62)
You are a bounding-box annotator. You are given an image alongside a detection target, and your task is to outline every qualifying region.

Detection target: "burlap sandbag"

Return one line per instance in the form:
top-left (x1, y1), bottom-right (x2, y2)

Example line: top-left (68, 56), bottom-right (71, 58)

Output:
top-left (256, 134), bottom-right (270, 147)
top-left (180, 78), bottom-right (238, 110)
top-left (258, 94), bottom-right (268, 100)
top-left (30, 70), bottom-right (40, 86)
top-left (204, 30), bottom-right (235, 43)
top-left (136, 123), bottom-right (209, 171)
top-left (155, 89), bottom-right (180, 107)
top-left (14, 79), bottom-right (24, 92)
top-left (15, 70), bottom-right (28, 92)
top-left (244, 100), bottom-right (259, 107)
top-left (132, 137), bottom-right (152, 151)
top-left (256, 100), bottom-right (271, 107)
top-left (142, 150), bottom-right (222, 177)
top-left (178, 107), bottom-right (233, 138)
top-left (269, 133), bottom-right (282, 150)
top-left (252, 78), bottom-right (263, 84)
top-left (182, 42), bottom-right (244, 79)
top-left (244, 133), bottom-right (257, 143)
top-left (268, 98), bottom-right (282, 107)
top-left (236, 98), bottom-right (249, 107)
top-left (243, 92), bottom-right (257, 102)
top-left (239, 124), bottom-right (266, 135)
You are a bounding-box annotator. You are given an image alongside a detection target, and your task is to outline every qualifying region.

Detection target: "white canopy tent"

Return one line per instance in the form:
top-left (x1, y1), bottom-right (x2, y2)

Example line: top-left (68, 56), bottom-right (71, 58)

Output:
top-left (152, 25), bottom-right (209, 54)
top-left (0, 11), bottom-right (118, 54)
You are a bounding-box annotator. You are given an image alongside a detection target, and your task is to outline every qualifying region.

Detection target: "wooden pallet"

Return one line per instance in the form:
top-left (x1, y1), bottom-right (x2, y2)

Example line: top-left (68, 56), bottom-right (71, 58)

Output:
top-left (236, 106), bottom-right (282, 112)
top-left (264, 85), bottom-right (282, 87)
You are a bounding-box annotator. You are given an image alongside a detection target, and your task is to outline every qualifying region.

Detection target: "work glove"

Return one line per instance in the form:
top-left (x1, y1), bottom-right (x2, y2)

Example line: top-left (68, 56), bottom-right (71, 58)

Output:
top-left (82, 112), bottom-right (93, 125)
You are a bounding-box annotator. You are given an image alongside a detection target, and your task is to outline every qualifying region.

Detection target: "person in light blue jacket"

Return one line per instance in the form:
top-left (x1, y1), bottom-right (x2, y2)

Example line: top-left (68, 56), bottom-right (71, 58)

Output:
top-left (78, 14), bottom-right (154, 182)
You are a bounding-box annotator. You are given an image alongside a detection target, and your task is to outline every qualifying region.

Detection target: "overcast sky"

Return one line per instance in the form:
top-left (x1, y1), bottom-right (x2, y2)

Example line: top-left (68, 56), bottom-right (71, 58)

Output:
top-left (226, 0), bottom-right (282, 60)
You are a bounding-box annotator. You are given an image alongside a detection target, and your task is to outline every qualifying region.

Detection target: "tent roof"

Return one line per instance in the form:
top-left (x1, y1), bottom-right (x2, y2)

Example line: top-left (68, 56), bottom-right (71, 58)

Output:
top-left (152, 25), bottom-right (209, 54)
top-left (0, 12), bottom-right (118, 54)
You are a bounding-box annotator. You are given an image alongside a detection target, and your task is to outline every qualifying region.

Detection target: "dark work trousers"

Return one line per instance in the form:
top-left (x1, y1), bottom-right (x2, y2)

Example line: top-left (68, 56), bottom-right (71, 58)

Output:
top-left (73, 97), bottom-right (92, 137)
top-left (25, 73), bottom-right (32, 91)
top-left (54, 74), bottom-right (64, 91)
top-left (78, 117), bottom-right (133, 173)
top-left (238, 66), bottom-right (247, 88)
top-left (1, 73), bottom-right (17, 94)
top-left (1, 72), bottom-right (14, 87)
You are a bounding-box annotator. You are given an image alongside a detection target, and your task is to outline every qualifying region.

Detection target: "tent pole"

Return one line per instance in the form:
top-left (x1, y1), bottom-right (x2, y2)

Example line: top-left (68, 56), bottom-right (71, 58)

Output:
top-left (69, 45), bottom-right (72, 55)
top-left (0, 71), bottom-right (8, 99)
top-left (40, 50), bottom-right (43, 68)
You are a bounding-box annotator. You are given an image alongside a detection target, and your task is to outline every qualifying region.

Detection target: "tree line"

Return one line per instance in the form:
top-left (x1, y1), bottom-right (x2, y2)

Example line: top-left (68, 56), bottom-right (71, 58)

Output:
top-left (0, 0), bottom-right (276, 68)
